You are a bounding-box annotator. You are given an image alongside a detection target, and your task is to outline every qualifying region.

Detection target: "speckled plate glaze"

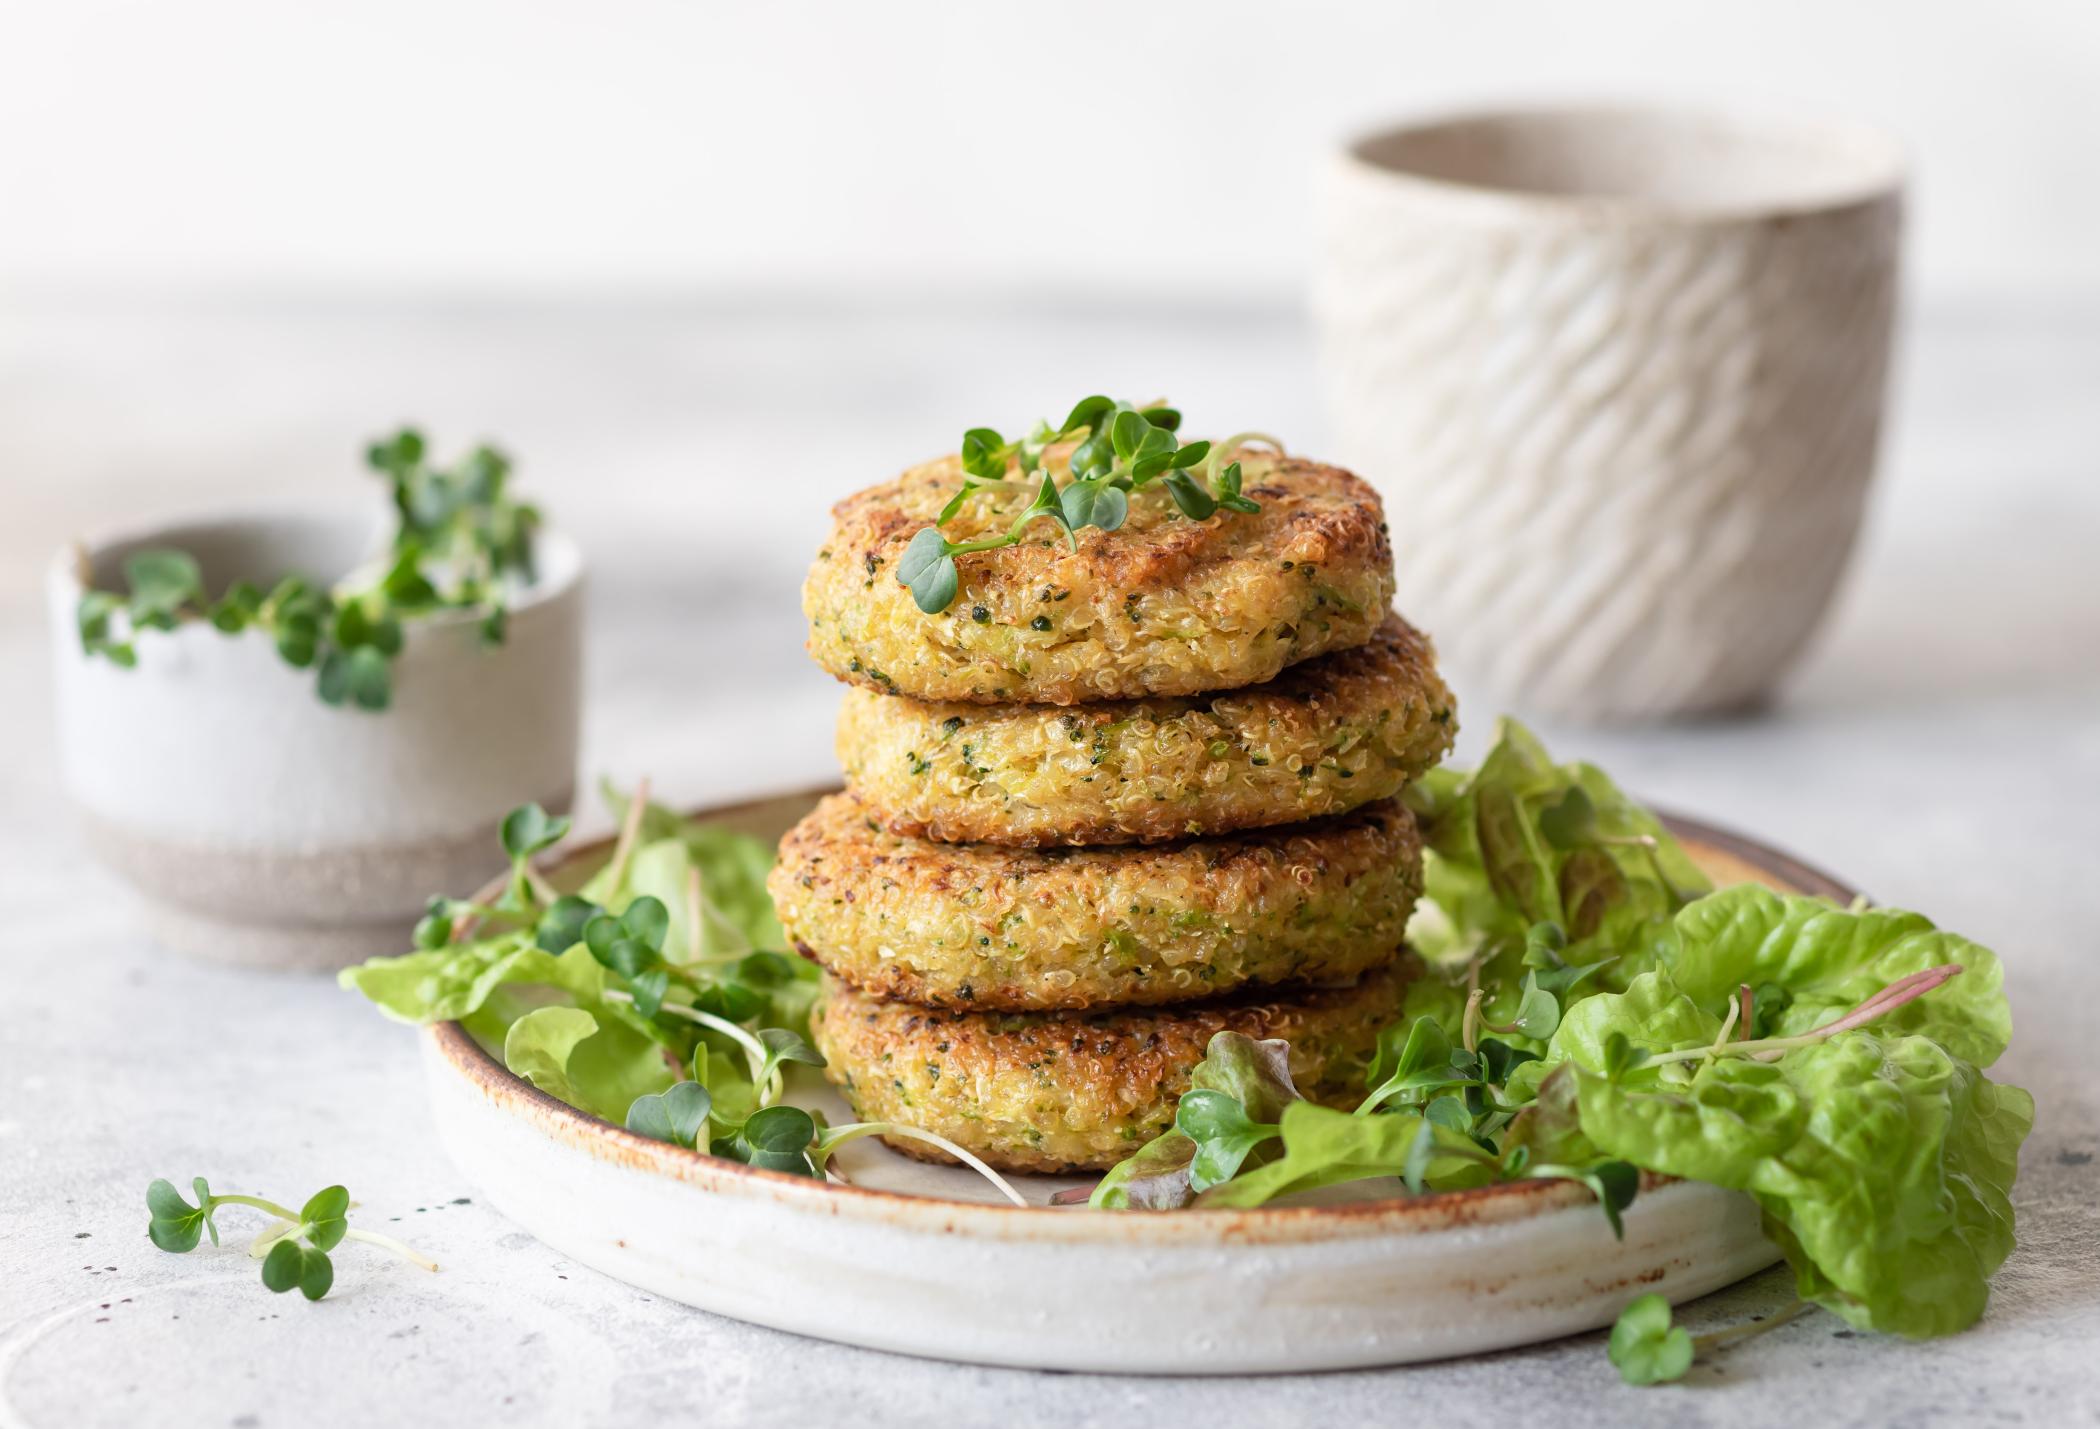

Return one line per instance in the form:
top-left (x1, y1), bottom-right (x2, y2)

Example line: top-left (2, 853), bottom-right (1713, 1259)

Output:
top-left (421, 788), bottom-right (1852, 1374)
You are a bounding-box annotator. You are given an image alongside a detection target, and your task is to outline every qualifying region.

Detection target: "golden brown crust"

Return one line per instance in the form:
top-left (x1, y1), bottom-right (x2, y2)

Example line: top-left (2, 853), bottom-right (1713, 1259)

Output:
top-left (802, 452), bottom-right (1396, 704)
top-left (811, 963), bottom-right (1413, 1174)
top-left (837, 613), bottom-right (1456, 846)
top-left (767, 793), bottom-right (1422, 1011)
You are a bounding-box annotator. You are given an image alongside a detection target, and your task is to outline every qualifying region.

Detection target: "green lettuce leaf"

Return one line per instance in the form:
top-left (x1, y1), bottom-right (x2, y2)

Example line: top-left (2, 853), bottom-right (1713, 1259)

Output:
top-left (1574, 1032), bottom-right (2030, 1337)
top-left (339, 930), bottom-right (567, 1024)
top-left (1402, 718), bottom-right (1709, 1018)
top-left (1193, 1102), bottom-right (1493, 1209)
top-left (1665, 884), bottom-right (2012, 1068)
top-left (1090, 1033), bottom-right (1304, 1209)
top-left (502, 1005), bottom-right (674, 1124)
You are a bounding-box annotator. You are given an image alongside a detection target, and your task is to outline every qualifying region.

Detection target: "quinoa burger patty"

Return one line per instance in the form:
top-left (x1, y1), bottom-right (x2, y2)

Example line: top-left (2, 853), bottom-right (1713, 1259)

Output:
top-left (811, 962), bottom-right (1411, 1174)
top-left (767, 793), bottom-right (1422, 1011)
top-left (803, 451), bottom-right (1396, 705)
top-left (837, 613), bottom-right (1457, 846)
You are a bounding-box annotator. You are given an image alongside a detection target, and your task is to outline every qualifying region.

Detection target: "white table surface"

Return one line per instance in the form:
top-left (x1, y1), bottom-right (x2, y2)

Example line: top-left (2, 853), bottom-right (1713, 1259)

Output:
top-left (1, 295), bottom-right (2095, 1427)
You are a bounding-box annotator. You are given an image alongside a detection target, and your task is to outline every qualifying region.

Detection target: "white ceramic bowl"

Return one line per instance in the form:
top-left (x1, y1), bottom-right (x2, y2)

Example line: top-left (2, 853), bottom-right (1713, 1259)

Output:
top-left (1317, 105), bottom-right (1905, 720)
top-left (419, 787), bottom-right (1856, 1373)
top-left (47, 510), bottom-right (585, 969)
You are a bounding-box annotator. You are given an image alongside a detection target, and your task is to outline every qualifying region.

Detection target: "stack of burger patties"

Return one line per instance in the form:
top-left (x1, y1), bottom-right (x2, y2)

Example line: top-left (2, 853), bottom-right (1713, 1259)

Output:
top-left (770, 433), bottom-right (1456, 1175)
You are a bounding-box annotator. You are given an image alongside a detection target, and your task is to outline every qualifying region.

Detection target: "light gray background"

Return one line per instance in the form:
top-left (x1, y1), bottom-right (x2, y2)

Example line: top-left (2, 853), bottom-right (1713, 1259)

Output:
top-left (1, 296), bottom-right (2096, 1427)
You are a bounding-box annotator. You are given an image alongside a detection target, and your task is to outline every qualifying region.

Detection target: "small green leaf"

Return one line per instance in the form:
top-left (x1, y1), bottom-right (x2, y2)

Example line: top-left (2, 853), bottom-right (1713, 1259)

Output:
top-left (301, 1185), bottom-right (350, 1222)
top-left (1175, 1090), bottom-right (1281, 1192)
top-left (661, 1079), bottom-right (713, 1144)
top-left (260, 1239), bottom-right (305, 1293)
top-left (344, 646), bottom-right (392, 711)
top-left (315, 649), bottom-right (351, 705)
top-left (1168, 440), bottom-right (1211, 470)
top-left (123, 549), bottom-right (204, 623)
top-left (1059, 395), bottom-right (1114, 435)
top-left (1508, 974), bottom-right (1562, 1039)
top-left (1109, 409), bottom-right (1147, 463)
top-left (274, 611), bottom-right (320, 668)
top-left (727, 1104), bottom-right (820, 1176)
top-left (413, 897), bottom-right (455, 950)
top-left (1609, 1293), bottom-right (1694, 1385)
top-left (1539, 786), bottom-right (1598, 850)
top-left (628, 1079), bottom-right (714, 1148)
top-left (1216, 461), bottom-right (1260, 513)
top-left (1163, 470), bottom-right (1217, 520)
top-left (628, 966), bottom-right (670, 1020)
top-left (1602, 1031), bottom-right (1651, 1080)
top-left (897, 527), bottom-right (959, 613)
top-left (960, 427), bottom-right (1009, 480)
top-left (620, 896), bottom-right (671, 953)
top-left (145, 1178), bottom-right (212, 1253)
top-left (534, 895), bottom-right (600, 954)
top-left (1060, 480), bottom-right (1128, 533)
top-left (1401, 1119), bottom-right (1439, 1193)
top-left (500, 804), bottom-right (571, 861)
top-left (757, 1026), bottom-right (826, 1086)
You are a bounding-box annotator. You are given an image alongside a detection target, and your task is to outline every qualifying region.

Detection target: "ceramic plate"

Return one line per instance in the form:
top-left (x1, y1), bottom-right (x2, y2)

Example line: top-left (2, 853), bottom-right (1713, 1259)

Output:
top-left (420, 789), bottom-right (1852, 1373)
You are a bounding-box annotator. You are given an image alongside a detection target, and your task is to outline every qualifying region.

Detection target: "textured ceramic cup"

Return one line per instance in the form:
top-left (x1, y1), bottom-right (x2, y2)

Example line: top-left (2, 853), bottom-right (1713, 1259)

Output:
top-left (1317, 106), bottom-right (1904, 720)
top-left (48, 512), bottom-right (585, 969)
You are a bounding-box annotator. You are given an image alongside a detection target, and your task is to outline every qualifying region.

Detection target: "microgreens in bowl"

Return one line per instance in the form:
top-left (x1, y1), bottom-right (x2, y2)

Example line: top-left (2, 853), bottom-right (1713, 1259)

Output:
top-left (75, 428), bottom-right (540, 711)
top-left (897, 397), bottom-right (1278, 613)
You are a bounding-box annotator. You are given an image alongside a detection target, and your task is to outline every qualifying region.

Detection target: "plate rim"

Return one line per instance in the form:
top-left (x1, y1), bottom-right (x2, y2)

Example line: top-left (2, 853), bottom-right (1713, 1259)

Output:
top-left (425, 789), bottom-right (1855, 1244)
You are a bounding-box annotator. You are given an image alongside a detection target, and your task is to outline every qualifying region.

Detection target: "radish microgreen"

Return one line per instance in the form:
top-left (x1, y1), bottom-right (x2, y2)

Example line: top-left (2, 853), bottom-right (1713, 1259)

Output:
top-left (145, 1177), bottom-right (435, 1301)
top-left (900, 397), bottom-right (1281, 613)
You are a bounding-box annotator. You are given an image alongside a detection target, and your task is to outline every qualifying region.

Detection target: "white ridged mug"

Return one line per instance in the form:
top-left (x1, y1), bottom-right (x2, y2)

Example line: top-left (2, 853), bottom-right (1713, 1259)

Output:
top-left (1317, 105), bottom-right (1904, 720)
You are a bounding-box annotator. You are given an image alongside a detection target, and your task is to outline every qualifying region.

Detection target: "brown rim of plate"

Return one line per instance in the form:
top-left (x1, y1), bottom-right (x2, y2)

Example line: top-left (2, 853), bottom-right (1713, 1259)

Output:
top-left (425, 788), bottom-right (1856, 1242)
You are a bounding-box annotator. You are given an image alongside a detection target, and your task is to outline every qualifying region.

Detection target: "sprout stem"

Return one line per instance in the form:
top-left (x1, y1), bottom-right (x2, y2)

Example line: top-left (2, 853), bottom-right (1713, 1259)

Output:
top-left (820, 1123), bottom-right (1028, 1207)
top-left (345, 1228), bottom-right (439, 1271)
top-left (213, 1193), bottom-right (301, 1222)
top-left (1692, 1299), bottom-right (1811, 1352)
top-left (1646, 965), bottom-right (1965, 1067)
top-left (247, 1218), bottom-right (301, 1257)
top-left (601, 776), bottom-right (651, 892)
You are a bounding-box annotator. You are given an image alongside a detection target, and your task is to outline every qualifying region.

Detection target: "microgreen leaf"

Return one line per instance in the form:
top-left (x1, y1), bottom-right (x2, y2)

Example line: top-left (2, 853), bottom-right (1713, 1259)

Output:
top-left (261, 1241), bottom-right (336, 1301)
top-left (627, 1079), bottom-right (714, 1148)
top-left (720, 1104), bottom-right (821, 1177)
top-left (897, 527), bottom-right (960, 614)
top-left (756, 1026), bottom-right (826, 1087)
top-left (1060, 479), bottom-right (1128, 533)
top-left (959, 427), bottom-right (1009, 480)
top-left (1534, 1158), bottom-right (1641, 1239)
top-left (1163, 470), bottom-right (1217, 520)
top-left (534, 895), bottom-right (601, 955)
top-left (123, 549), bottom-right (204, 626)
top-left (1059, 395), bottom-right (1114, 435)
top-left (1602, 1031), bottom-right (1651, 1080)
top-left (300, 1185), bottom-right (351, 1252)
top-left (145, 1178), bottom-right (213, 1253)
top-left (1609, 1293), bottom-right (1694, 1385)
top-left (500, 804), bottom-right (572, 862)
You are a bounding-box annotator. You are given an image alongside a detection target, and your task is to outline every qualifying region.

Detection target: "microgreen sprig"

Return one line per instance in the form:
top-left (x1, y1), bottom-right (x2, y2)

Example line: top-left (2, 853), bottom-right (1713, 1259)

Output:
top-left (1609, 1293), bottom-right (1814, 1385)
top-left (899, 397), bottom-right (1279, 613)
top-left (76, 427), bottom-right (540, 710)
top-left (145, 1177), bottom-right (435, 1301)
